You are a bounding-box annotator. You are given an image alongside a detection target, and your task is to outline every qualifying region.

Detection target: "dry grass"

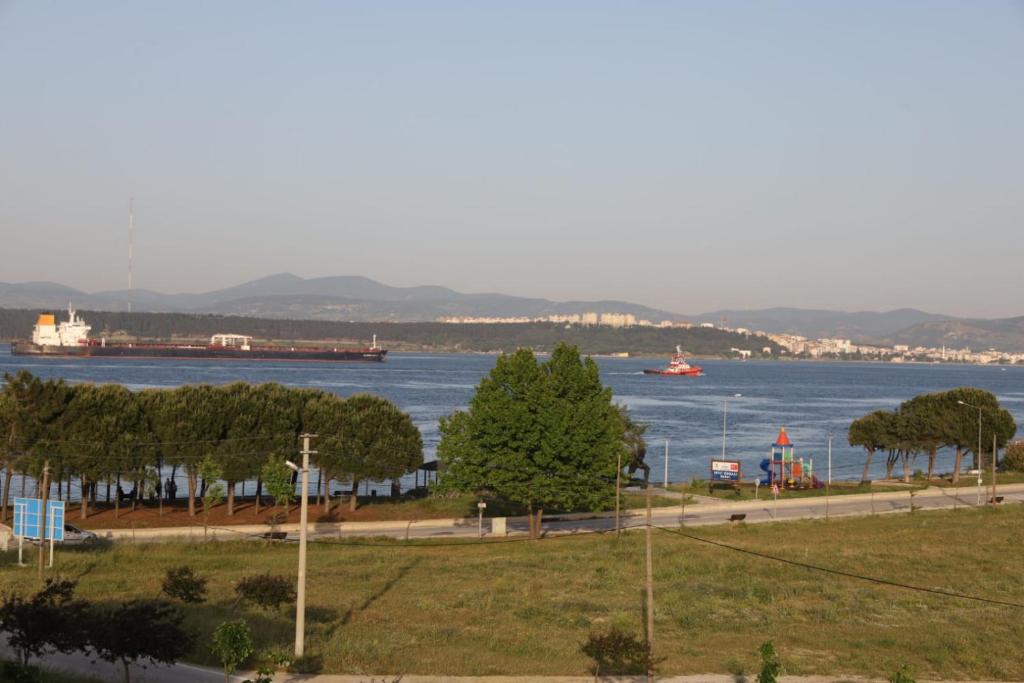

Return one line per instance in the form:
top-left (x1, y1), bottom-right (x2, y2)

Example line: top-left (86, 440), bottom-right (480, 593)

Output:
top-left (2, 505), bottom-right (1022, 679)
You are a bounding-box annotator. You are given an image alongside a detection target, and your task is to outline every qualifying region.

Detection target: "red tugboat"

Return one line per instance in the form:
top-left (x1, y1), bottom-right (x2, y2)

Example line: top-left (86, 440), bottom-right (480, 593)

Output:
top-left (643, 347), bottom-right (704, 376)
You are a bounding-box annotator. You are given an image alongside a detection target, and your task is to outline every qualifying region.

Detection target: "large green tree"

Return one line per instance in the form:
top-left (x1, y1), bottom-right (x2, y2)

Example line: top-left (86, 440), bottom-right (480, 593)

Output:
top-left (438, 343), bottom-right (623, 538)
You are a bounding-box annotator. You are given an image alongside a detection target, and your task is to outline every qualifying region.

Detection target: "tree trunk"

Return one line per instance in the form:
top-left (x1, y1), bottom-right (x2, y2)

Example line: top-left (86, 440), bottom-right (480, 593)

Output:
top-left (255, 477), bottom-right (263, 514)
top-left (534, 508), bottom-right (544, 539)
top-left (901, 451), bottom-right (910, 483)
top-left (187, 470), bottom-right (198, 517)
top-left (859, 448), bottom-right (874, 485)
top-left (323, 474), bottom-right (330, 513)
top-left (80, 476), bottom-right (89, 519)
top-left (349, 478), bottom-right (359, 512)
top-left (315, 469), bottom-right (322, 507)
top-left (952, 446), bottom-right (963, 484)
top-left (121, 657), bottom-right (130, 683)
top-left (885, 450), bottom-right (897, 479)
top-left (1, 464), bottom-right (11, 523)
top-left (227, 482), bottom-right (236, 516)
top-left (927, 448), bottom-right (937, 480)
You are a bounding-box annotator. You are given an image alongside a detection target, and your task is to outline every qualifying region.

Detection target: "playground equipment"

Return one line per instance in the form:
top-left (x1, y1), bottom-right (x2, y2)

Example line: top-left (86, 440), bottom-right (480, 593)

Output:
top-left (758, 427), bottom-right (822, 489)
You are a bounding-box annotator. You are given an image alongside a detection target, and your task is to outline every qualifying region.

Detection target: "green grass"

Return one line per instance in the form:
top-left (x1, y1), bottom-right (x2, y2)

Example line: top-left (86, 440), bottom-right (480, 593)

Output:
top-left (1, 661), bottom-right (105, 683)
top-left (2, 506), bottom-right (1022, 679)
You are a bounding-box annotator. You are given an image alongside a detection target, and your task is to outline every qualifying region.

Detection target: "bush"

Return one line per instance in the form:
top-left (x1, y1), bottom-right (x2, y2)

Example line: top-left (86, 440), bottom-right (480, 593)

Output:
top-left (890, 665), bottom-right (915, 683)
top-left (0, 578), bottom-right (89, 669)
top-left (235, 574), bottom-right (296, 609)
top-left (161, 566), bottom-right (208, 604)
top-left (211, 620), bottom-right (254, 682)
top-left (89, 600), bottom-right (193, 683)
top-left (1003, 441), bottom-right (1024, 472)
top-left (757, 641), bottom-right (782, 683)
top-left (580, 627), bottom-right (655, 676)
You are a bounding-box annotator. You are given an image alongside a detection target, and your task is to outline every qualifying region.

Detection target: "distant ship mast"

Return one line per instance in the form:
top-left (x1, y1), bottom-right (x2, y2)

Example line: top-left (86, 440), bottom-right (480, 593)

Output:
top-left (127, 197), bottom-right (134, 312)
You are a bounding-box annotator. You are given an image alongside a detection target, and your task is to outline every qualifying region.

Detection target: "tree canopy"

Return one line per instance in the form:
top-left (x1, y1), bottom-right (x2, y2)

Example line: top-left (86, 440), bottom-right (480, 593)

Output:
top-left (848, 388), bottom-right (1016, 484)
top-left (437, 343), bottom-right (624, 537)
top-left (0, 372), bottom-right (422, 520)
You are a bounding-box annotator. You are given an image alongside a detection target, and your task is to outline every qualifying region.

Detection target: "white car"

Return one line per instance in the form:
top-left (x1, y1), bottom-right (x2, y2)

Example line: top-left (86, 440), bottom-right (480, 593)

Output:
top-left (61, 523), bottom-right (98, 545)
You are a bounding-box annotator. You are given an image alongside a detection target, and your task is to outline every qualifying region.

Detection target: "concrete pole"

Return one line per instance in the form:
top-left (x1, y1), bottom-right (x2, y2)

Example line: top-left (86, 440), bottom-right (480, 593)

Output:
top-left (644, 482), bottom-right (654, 679)
top-left (992, 432), bottom-right (997, 504)
top-left (295, 434), bottom-right (316, 658)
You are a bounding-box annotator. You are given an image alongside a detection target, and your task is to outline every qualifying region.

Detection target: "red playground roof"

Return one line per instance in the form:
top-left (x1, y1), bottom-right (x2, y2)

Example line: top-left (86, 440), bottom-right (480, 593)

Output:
top-left (774, 427), bottom-right (792, 447)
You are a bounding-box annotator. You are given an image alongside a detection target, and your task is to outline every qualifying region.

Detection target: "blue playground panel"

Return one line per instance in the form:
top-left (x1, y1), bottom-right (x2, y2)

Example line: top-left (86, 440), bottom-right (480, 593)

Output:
top-left (12, 498), bottom-right (65, 541)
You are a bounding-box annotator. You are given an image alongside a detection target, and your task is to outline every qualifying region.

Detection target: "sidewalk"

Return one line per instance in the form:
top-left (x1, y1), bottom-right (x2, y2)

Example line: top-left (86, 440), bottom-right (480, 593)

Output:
top-left (89, 483), bottom-right (1024, 541)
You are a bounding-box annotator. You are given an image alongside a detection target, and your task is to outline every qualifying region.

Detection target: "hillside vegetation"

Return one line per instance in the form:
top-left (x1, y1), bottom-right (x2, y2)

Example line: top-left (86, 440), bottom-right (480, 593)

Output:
top-left (0, 308), bottom-right (779, 356)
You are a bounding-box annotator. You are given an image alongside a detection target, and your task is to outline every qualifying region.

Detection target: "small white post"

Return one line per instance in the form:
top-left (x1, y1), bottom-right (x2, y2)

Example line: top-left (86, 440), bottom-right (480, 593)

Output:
top-left (663, 439), bottom-right (669, 487)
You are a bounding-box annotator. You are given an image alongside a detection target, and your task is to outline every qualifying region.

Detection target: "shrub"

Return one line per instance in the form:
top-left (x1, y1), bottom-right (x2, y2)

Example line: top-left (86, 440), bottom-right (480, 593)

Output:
top-left (211, 620), bottom-right (254, 683)
top-left (235, 574), bottom-right (296, 609)
top-left (757, 641), bottom-right (782, 683)
top-left (1003, 441), bottom-right (1024, 472)
top-left (580, 627), bottom-right (654, 677)
top-left (89, 600), bottom-right (193, 683)
top-left (889, 664), bottom-right (915, 683)
top-left (0, 578), bottom-right (89, 669)
top-left (161, 566), bottom-right (208, 604)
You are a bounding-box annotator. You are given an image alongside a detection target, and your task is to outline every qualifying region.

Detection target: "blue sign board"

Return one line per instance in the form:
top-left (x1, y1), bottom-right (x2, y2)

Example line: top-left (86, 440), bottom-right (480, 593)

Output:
top-left (12, 498), bottom-right (65, 541)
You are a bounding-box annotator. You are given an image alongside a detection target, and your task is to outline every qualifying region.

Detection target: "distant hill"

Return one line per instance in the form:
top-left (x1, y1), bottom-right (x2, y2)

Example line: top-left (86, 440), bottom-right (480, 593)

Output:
top-left (0, 274), bottom-right (682, 323)
top-left (886, 317), bottom-right (1024, 353)
top-left (4, 276), bottom-right (1021, 350)
top-left (694, 307), bottom-right (952, 342)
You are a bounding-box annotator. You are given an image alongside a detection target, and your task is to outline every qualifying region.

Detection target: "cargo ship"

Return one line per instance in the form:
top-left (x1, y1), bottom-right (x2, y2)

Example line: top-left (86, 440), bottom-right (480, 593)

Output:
top-left (643, 348), bottom-right (703, 376)
top-left (10, 307), bottom-right (387, 362)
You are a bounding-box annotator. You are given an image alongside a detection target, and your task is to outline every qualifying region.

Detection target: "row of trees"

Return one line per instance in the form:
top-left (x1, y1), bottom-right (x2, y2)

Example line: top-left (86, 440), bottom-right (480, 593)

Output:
top-left (437, 343), bottom-right (630, 537)
top-left (848, 387), bottom-right (1017, 484)
top-left (0, 371), bottom-right (422, 521)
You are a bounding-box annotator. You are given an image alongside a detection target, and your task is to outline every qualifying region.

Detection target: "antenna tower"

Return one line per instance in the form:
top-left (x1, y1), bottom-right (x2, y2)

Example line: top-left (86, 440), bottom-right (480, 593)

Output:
top-left (128, 197), bottom-right (134, 312)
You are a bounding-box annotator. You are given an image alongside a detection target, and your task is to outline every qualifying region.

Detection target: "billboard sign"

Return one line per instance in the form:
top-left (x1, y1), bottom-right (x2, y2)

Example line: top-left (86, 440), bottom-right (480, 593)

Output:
top-left (710, 460), bottom-right (741, 483)
top-left (12, 498), bottom-right (65, 541)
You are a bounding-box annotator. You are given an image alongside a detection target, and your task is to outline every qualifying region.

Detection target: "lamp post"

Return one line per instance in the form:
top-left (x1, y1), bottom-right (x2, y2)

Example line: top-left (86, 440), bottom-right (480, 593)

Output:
top-left (957, 400), bottom-right (984, 505)
top-left (722, 394), bottom-right (743, 459)
top-left (286, 433), bottom-right (317, 658)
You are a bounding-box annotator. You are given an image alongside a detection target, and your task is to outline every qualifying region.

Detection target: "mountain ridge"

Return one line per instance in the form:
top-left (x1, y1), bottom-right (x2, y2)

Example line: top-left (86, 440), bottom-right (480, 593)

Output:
top-left (3, 274), bottom-right (1021, 349)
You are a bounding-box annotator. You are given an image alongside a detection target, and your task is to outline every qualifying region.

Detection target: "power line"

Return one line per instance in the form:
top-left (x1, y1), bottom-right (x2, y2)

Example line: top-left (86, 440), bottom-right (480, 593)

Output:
top-left (654, 525), bottom-right (1024, 609)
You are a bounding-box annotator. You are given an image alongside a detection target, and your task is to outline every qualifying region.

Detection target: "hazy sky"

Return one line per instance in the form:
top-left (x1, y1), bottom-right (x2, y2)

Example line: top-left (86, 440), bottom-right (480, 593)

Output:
top-left (1, 2), bottom-right (1022, 317)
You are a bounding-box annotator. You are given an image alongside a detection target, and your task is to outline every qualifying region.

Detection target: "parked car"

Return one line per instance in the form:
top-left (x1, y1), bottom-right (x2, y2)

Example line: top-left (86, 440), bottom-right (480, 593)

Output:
top-left (61, 523), bottom-right (97, 546)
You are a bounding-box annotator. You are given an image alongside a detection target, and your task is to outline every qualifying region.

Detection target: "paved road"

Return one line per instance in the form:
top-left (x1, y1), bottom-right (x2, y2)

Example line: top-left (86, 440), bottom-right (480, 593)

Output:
top-left (87, 483), bottom-right (1024, 544)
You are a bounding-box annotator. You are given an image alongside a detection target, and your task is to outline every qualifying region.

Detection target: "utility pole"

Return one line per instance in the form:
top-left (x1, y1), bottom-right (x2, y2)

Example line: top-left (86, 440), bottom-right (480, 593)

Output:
top-left (644, 481), bottom-right (654, 680)
top-left (615, 450), bottom-right (622, 536)
top-left (127, 197), bottom-right (134, 313)
top-left (991, 433), bottom-right (997, 504)
top-left (38, 459), bottom-right (50, 580)
top-left (290, 434), bottom-right (316, 658)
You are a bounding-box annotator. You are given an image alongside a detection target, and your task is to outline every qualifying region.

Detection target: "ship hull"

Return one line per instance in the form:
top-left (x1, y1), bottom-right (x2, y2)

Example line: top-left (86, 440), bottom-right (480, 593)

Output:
top-left (10, 341), bottom-right (387, 363)
top-left (642, 368), bottom-right (703, 376)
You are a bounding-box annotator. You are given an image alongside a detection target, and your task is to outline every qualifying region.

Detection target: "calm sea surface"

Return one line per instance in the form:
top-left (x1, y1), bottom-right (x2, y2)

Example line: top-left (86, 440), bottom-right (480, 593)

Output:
top-left (3, 345), bottom-right (1022, 494)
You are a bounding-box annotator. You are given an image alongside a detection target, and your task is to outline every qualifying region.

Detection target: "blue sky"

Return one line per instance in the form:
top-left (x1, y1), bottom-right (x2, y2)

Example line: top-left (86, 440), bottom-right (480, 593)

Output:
top-left (1, 1), bottom-right (1022, 317)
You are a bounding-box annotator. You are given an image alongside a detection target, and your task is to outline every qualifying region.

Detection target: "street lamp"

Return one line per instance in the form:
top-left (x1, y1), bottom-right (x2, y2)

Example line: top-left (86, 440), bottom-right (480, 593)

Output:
top-left (722, 394), bottom-right (743, 458)
top-left (956, 401), bottom-right (984, 505)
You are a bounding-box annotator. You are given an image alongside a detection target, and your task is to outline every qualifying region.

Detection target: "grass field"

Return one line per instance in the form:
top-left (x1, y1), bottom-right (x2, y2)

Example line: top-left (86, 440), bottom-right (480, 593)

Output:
top-left (2, 506), bottom-right (1022, 679)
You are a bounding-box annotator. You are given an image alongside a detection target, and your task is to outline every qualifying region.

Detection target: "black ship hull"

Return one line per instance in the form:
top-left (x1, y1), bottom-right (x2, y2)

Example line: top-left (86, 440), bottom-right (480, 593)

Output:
top-left (10, 341), bottom-right (387, 363)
